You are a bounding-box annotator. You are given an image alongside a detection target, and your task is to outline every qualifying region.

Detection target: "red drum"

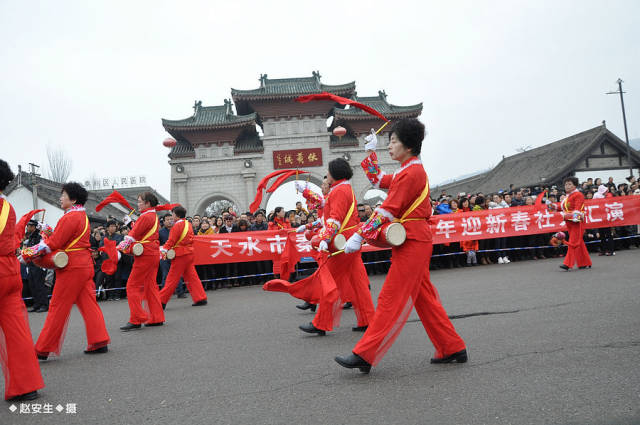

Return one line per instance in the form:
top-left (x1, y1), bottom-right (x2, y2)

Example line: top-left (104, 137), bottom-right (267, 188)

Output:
top-left (363, 222), bottom-right (406, 248)
top-left (32, 251), bottom-right (69, 269)
top-left (310, 234), bottom-right (347, 253)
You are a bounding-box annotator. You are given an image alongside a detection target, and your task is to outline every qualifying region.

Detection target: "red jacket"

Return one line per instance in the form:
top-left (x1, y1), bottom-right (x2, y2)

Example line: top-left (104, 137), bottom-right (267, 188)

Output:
top-left (562, 190), bottom-right (585, 213)
top-left (0, 197), bottom-right (19, 278)
top-left (268, 217), bottom-right (291, 231)
top-left (376, 157), bottom-right (432, 242)
top-left (162, 219), bottom-right (194, 256)
top-left (129, 208), bottom-right (159, 255)
top-left (322, 180), bottom-right (359, 239)
top-left (45, 206), bottom-right (91, 269)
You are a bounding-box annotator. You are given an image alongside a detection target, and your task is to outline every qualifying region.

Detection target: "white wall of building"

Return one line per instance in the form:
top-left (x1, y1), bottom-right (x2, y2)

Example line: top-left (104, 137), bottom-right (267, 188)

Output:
top-left (6, 186), bottom-right (64, 226)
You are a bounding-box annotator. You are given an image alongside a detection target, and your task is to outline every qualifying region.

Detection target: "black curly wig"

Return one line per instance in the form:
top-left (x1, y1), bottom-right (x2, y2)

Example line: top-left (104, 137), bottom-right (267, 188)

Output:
top-left (62, 182), bottom-right (88, 205)
top-left (0, 159), bottom-right (15, 191)
top-left (390, 118), bottom-right (425, 156)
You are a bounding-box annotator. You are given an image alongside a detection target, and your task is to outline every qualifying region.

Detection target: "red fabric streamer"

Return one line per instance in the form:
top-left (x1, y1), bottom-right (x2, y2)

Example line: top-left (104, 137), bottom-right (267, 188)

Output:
top-left (266, 170), bottom-right (308, 193)
top-left (263, 252), bottom-right (332, 304)
top-left (95, 190), bottom-right (133, 212)
top-left (534, 190), bottom-right (547, 208)
top-left (249, 169), bottom-right (308, 213)
top-left (295, 92), bottom-right (389, 122)
top-left (99, 238), bottom-right (118, 275)
top-left (14, 209), bottom-right (45, 248)
top-left (155, 203), bottom-right (181, 212)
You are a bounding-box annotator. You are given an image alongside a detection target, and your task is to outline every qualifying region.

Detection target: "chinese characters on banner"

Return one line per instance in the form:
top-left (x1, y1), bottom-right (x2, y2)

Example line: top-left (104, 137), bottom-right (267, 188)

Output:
top-left (192, 196), bottom-right (640, 265)
top-left (272, 148), bottom-right (322, 169)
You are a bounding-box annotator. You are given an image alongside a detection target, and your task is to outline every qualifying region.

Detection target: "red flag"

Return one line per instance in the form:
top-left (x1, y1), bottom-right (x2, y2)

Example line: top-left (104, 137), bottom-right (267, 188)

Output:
top-left (14, 209), bottom-right (45, 249)
top-left (295, 92), bottom-right (389, 122)
top-left (156, 203), bottom-right (181, 212)
top-left (99, 238), bottom-right (118, 275)
top-left (96, 190), bottom-right (133, 212)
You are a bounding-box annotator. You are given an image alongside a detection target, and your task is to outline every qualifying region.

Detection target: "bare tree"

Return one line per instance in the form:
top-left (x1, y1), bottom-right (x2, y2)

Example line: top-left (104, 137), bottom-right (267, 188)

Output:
top-left (45, 145), bottom-right (73, 183)
top-left (205, 199), bottom-right (236, 217)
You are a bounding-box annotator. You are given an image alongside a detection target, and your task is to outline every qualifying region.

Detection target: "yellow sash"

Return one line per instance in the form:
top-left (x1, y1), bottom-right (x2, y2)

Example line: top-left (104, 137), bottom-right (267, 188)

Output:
top-left (172, 220), bottom-right (190, 248)
top-left (139, 215), bottom-right (159, 244)
top-left (0, 199), bottom-right (10, 235)
top-left (338, 189), bottom-right (357, 234)
top-left (396, 174), bottom-right (430, 223)
top-left (64, 215), bottom-right (89, 252)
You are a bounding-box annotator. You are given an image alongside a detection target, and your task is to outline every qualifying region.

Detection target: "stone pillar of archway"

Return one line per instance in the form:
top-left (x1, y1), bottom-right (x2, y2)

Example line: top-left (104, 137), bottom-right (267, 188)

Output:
top-left (241, 170), bottom-right (256, 211)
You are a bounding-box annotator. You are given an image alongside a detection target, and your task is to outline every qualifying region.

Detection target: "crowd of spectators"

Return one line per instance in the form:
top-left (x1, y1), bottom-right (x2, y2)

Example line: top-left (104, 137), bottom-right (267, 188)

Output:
top-left (19, 175), bottom-right (640, 307)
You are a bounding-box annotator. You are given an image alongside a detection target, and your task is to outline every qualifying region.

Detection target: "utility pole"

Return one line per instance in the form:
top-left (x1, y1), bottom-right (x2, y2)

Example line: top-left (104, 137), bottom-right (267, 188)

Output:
top-left (606, 78), bottom-right (633, 177)
top-left (28, 163), bottom-right (40, 211)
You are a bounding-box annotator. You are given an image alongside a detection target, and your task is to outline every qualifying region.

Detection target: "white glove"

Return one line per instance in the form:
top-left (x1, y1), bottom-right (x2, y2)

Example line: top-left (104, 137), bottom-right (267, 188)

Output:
top-left (318, 240), bottom-right (328, 252)
top-left (364, 128), bottom-right (377, 151)
top-left (295, 181), bottom-right (307, 193)
top-left (36, 221), bottom-right (46, 230)
top-left (344, 233), bottom-right (364, 254)
top-left (123, 215), bottom-right (132, 226)
top-left (296, 224), bottom-right (307, 233)
top-left (18, 255), bottom-right (26, 265)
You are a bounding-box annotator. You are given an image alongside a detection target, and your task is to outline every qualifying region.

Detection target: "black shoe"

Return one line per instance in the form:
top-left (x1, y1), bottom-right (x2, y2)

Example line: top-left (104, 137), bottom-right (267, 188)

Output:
top-left (192, 299), bottom-right (208, 307)
top-left (578, 265), bottom-right (591, 269)
top-left (343, 302), bottom-right (353, 309)
top-left (7, 391), bottom-right (39, 401)
top-left (29, 305), bottom-right (40, 313)
top-left (35, 306), bottom-right (48, 313)
top-left (352, 325), bottom-right (368, 332)
top-left (310, 304), bottom-right (317, 312)
top-left (145, 322), bottom-right (164, 327)
top-left (177, 293), bottom-right (187, 299)
top-left (335, 353), bottom-right (371, 373)
top-left (296, 301), bottom-right (314, 311)
top-left (84, 346), bottom-right (108, 355)
top-left (161, 303), bottom-right (166, 311)
top-left (430, 349), bottom-right (468, 364)
top-left (559, 264), bottom-right (570, 271)
top-left (299, 322), bottom-right (326, 336)
top-left (120, 323), bottom-right (142, 332)
top-left (36, 353), bottom-right (48, 361)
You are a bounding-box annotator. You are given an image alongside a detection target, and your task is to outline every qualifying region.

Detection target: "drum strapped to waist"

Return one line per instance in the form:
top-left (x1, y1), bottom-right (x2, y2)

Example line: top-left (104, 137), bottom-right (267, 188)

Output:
top-left (33, 251), bottom-right (69, 269)
top-left (165, 248), bottom-right (176, 260)
top-left (131, 242), bottom-right (144, 256)
top-left (364, 222), bottom-right (407, 248)
top-left (310, 233), bottom-right (346, 253)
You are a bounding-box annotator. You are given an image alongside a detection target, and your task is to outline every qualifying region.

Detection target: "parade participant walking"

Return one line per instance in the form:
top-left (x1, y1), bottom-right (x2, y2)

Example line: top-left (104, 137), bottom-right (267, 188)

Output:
top-left (0, 159), bottom-right (44, 401)
top-left (268, 207), bottom-right (291, 230)
top-left (556, 177), bottom-right (592, 270)
top-left (28, 182), bottom-right (110, 360)
top-left (119, 192), bottom-right (165, 331)
top-left (335, 119), bottom-right (467, 373)
top-left (159, 205), bottom-right (208, 309)
top-left (297, 158), bottom-right (375, 336)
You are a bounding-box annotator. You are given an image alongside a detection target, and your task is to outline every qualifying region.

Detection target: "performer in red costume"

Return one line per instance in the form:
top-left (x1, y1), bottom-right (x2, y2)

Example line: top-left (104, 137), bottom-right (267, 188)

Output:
top-left (556, 177), bottom-right (592, 271)
top-left (297, 158), bottom-right (375, 336)
top-left (0, 159), bottom-right (44, 401)
top-left (27, 182), bottom-right (110, 360)
top-left (159, 205), bottom-right (208, 309)
top-left (268, 206), bottom-right (291, 230)
top-left (119, 192), bottom-right (165, 331)
top-left (335, 119), bottom-right (467, 373)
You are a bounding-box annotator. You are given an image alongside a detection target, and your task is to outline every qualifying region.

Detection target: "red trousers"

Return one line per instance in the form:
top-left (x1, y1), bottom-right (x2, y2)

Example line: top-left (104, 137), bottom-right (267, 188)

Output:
top-left (35, 266), bottom-right (110, 357)
top-left (312, 251), bottom-right (375, 332)
top-left (0, 259), bottom-right (44, 399)
top-left (127, 254), bottom-right (165, 325)
top-left (159, 254), bottom-right (207, 305)
top-left (563, 221), bottom-right (592, 269)
top-left (353, 239), bottom-right (466, 366)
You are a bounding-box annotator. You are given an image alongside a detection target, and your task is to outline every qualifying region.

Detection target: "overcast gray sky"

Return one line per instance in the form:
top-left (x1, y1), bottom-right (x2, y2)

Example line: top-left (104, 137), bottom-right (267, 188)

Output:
top-left (2, 0), bottom-right (638, 199)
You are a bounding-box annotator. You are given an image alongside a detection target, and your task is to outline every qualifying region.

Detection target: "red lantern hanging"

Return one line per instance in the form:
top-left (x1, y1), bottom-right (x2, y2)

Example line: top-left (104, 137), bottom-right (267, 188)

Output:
top-left (332, 126), bottom-right (347, 138)
top-left (163, 137), bottom-right (177, 148)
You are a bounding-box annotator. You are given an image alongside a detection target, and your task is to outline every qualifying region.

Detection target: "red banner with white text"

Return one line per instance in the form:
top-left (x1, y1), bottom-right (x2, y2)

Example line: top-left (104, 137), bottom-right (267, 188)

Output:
top-left (193, 196), bottom-right (640, 265)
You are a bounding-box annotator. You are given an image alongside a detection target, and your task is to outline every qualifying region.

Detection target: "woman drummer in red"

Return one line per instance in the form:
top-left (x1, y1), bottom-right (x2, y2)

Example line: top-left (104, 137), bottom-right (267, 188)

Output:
top-left (31, 182), bottom-right (110, 360)
top-left (0, 159), bottom-right (44, 400)
top-left (335, 118), bottom-right (467, 373)
top-left (119, 192), bottom-right (165, 331)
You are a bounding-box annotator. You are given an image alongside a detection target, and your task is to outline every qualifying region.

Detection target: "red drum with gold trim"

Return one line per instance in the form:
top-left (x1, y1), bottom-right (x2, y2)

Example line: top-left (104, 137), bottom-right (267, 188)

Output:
top-left (310, 234), bottom-right (347, 253)
top-left (363, 222), bottom-right (406, 248)
top-left (33, 251), bottom-right (69, 269)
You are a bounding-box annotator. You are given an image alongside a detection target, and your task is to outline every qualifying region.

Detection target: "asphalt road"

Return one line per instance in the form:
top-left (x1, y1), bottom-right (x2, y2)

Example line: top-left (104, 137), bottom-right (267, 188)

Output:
top-left (2, 249), bottom-right (640, 425)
